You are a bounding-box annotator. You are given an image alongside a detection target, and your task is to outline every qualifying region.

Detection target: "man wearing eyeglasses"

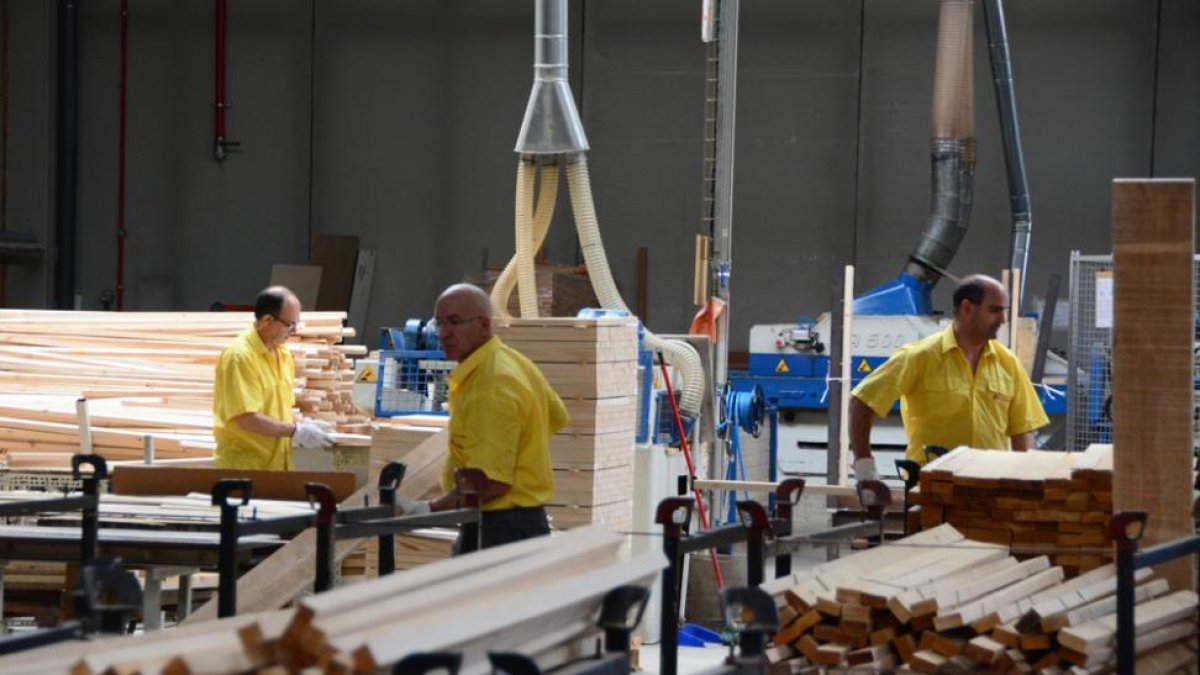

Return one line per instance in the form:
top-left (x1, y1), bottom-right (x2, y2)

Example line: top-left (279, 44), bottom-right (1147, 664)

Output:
top-left (213, 285), bottom-right (334, 470)
top-left (849, 274), bottom-right (1049, 482)
top-left (398, 283), bottom-right (568, 553)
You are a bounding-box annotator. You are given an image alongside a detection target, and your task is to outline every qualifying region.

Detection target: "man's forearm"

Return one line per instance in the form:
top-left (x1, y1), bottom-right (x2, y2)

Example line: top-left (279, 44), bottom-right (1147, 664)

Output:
top-left (232, 412), bottom-right (294, 439)
top-left (1010, 432), bottom-right (1036, 451)
top-left (849, 396), bottom-right (875, 460)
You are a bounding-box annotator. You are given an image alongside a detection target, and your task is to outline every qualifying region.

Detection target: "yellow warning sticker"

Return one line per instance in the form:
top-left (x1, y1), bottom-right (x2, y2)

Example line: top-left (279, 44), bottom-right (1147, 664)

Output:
top-left (356, 364), bottom-right (377, 383)
top-left (774, 359), bottom-right (790, 374)
top-left (856, 359), bottom-right (872, 374)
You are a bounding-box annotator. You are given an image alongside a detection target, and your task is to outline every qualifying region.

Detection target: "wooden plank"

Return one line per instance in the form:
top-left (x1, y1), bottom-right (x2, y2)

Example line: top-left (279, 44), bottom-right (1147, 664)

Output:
top-left (1058, 590), bottom-right (1198, 654)
top-left (1111, 178), bottom-right (1196, 592)
top-left (110, 465), bottom-right (357, 502)
top-left (549, 429), bottom-right (634, 470)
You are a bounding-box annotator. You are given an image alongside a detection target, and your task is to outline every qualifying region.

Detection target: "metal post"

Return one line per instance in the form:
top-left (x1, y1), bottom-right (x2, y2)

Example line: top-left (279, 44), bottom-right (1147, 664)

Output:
top-left (1109, 511), bottom-right (1146, 675)
top-left (773, 479), bottom-right (804, 579)
top-left (737, 500), bottom-right (770, 587)
top-left (376, 462), bottom-right (406, 577)
top-left (307, 483), bottom-right (338, 594)
top-left (72, 454), bottom-right (106, 566)
top-left (655, 498), bottom-right (693, 675)
top-left (211, 479), bottom-right (251, 618)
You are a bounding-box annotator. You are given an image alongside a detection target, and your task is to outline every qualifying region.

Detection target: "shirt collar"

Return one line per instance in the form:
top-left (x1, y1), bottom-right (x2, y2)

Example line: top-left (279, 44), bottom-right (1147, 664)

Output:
top-left (449, 335), bottom-right (503, 385)
top-left (245, 325), bottom-right (272, 356)
top-left (941, 323), bottom-right (997, 357)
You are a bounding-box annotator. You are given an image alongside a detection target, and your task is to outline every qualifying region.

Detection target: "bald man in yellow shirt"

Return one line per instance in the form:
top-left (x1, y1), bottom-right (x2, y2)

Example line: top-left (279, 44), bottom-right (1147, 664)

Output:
top-left (849, 275), bottom-right (1049, 482)
top-left (398, 283), bottom-right (568, 553)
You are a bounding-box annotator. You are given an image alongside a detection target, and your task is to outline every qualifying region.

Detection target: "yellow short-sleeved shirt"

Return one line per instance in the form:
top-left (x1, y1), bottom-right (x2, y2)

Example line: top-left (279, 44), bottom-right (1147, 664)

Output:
top-left (441, 336), bottom-right (568, 510)
top-left (212, 327), bottom-right (296, 470)
top-left (851, 324), bottom-right (1049, 465)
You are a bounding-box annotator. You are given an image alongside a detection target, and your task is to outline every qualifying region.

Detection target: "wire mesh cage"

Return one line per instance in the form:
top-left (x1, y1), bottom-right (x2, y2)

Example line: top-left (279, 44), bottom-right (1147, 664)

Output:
top-left (374, 350), bottom-right (454, 417)
top-left (1066, 252), bottom-right (1200, 451)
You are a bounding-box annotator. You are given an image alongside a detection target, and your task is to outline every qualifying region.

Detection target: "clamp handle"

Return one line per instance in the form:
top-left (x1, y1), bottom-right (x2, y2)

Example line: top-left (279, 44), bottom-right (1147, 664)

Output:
top-left (775, 478), bottom-right (805, 514)
top-left (393, 653), bottom-right (462, 675)
top-left (923, 444), bottom-right (950, 464)
top-left (305, 482), bottom-right (338, 525)
top-left (1109, 510), bottom-right (1148, 545)
top-left (736, 500), bottom-right (772, 532)
top-left (211, 479), bottom-right (252, 507)
top-left (895, 459), bottom-right (921, 492)
top-left (72, 454), bottom-right (108, 482)
top-left (378, 462), bottom-right (407, 492)
top-left (655, 497), bottom-right (694, 538)
top-left (856, 479), bottom-right (892, 509)
top-left (454, 468), bottom-right (489, 509)
top-left (720, 586), bottom-right (779, 635)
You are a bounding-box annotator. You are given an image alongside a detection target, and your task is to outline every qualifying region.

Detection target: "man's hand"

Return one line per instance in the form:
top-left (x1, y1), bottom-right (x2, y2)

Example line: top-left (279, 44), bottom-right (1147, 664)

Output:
top-left (292, 421), bottom-right (334, 449)
top-left (852, 457), bottom-right (879, 483)
top-left (396, 497), bottom-right (431, 516)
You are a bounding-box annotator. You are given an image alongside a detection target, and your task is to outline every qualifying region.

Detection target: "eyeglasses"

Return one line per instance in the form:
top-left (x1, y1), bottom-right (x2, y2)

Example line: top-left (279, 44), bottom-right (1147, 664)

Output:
top-left (271, 314), bottom-right (300, 331)
top-left (432, 315), bottom-right (482, 329)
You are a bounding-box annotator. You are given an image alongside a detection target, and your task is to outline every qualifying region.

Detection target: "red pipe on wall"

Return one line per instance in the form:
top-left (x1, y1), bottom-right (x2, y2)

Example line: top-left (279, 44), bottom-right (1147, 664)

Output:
top-left (115, 0), bottom-right (128, 310)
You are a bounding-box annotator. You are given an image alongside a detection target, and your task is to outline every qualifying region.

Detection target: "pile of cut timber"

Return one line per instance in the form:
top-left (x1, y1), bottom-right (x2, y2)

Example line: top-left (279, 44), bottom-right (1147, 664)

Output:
top-left (0, 309), bottom-right (369, 469)
top-left (0, 525), bottom-right (664, 675)
top-left (765, 523), bottom-right (1198, 673)
top-left (494, 316), bottom-right (638, 532)
top-left (915, 445), bottom-right (1114, 576)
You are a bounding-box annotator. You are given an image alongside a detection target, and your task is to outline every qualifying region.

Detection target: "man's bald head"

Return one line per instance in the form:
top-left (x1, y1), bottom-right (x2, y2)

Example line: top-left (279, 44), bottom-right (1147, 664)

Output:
top-left (437, 283), bottom-right (494, 319)
top-left (435, 283), bottom-right (494, 361)
top-left (952, 275), bottom-right (1005, 317)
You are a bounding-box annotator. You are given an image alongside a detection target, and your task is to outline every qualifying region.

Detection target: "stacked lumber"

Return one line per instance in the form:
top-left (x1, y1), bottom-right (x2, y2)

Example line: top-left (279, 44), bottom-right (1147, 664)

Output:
top-left (914, 445), bottom-right (1114, 576)
top-left (0, 309), bottom-right (369, 469)
top-left (494, 316), bottom-right (638, 533)
top-left (2, 525), bottom-right (663, 675)
top-left (765, 523), bottom-right (1199, 673)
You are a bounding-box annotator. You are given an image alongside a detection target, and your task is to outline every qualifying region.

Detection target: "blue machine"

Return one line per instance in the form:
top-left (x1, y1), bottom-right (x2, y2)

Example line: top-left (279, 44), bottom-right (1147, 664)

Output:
top-left (374, 319), bottom-right (453, 417)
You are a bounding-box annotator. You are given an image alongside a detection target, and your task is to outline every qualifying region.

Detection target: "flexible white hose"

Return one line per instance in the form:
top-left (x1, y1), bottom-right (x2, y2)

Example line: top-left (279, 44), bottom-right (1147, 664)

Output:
top-left (565, 155), bottom-right (706, 417)
top-left (514, 159), bottom-right (539, 317)
top-left (492, 160), bottom-right (559, 318)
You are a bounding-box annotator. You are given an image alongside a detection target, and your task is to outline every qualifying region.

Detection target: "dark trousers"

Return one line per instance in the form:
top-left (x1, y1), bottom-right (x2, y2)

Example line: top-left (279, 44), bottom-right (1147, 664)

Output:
top-left (453, 506), bottom-right (550, 555)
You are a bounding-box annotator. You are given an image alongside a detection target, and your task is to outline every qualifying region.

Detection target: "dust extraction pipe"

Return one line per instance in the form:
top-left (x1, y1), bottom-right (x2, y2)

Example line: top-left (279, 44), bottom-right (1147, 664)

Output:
top-left (494, 0), bottom-right (706, 418)
top-left (905, 0), bottom-right (976, 286)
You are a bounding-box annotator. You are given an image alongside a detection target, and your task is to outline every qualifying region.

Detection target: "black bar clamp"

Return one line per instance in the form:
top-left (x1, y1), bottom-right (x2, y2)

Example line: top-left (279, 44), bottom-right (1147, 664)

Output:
top-left (771, 479), bottom-right (804, 579)
top-left (720, 586), bottom-right (779, 673)
top-left (377, 461), bottom-right (408, 576)
top-left (306, 482), bottom-right (339, 594)
top-left (72, 454), bottom-right (108, 566)
top-left (212, 478), bottom-right (251, 618)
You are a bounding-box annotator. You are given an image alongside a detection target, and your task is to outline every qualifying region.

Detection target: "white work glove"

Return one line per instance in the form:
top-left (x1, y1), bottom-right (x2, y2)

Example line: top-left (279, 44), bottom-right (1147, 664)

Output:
top-left (852, 457), bottom-right (880, 483)
top-left (396, 497), bottom-right (431, 516)
top-left (292, 420), bottom-right (334, 449)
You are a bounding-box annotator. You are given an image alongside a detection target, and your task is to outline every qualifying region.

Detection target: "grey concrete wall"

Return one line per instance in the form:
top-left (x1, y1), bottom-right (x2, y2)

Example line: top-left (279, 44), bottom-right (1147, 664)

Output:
top-left (3, 0), bottom-right (1197, 352)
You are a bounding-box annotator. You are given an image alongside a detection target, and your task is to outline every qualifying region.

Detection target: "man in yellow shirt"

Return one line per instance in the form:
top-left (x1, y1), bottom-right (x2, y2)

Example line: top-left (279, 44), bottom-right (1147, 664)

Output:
top-left (399, 283), bottom-right (568, 553)
top-left (213, 286), bottom-right (333, 470)
top-left (849, 275), bottom-right (1049, 481)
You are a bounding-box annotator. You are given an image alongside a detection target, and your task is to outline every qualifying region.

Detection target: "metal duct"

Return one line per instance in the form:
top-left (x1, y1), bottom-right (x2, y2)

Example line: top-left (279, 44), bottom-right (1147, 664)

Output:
top-left (514, 0), bottom-right (588, 155)
top-left (905, 0), bottom-right (976, 286)
top-left (983, 0), bottom-right (1033, 304)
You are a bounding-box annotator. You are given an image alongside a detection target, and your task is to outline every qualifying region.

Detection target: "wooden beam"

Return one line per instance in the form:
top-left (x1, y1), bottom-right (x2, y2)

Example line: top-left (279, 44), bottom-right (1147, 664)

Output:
top-left (111, 465), bottom-right (357, 502)
top-left (1111, 178), bottom-right (1196, 591)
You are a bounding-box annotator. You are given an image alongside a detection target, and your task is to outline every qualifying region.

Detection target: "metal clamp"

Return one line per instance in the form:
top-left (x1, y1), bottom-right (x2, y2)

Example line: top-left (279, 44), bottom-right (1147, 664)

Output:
top-left (598, 585), bottom-right (649, 654)
top-left (306, 482), bottom-right (338, 594)
top-left (378, 462), bottom-right (407, 502)
top-left (71, 454), bottom-right (109, 483)
top-left (654, 497), bottom-right (694, 539)
top-left (720, 586), bottom-right (779, 668)
top-left (211, 479), bottom-right (252, 508)
top-left (1108, 510), bottom-right (1147, 548)
top-left (773, 478), bottom-right (805, 522)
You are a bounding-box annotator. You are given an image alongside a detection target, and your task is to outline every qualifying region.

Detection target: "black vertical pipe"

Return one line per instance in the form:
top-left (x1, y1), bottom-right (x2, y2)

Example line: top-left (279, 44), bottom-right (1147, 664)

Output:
top-left (216, 499), bottom-right (239, 618)
top-left (54, 0), bottom-right (79, 309)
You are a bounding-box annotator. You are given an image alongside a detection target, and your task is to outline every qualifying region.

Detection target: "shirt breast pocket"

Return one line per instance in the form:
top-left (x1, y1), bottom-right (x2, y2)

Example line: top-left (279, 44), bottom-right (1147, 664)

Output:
top-left (922, 370), bottom-right (969, 417)
top-left (984, 370), bottom-right (1015, 409)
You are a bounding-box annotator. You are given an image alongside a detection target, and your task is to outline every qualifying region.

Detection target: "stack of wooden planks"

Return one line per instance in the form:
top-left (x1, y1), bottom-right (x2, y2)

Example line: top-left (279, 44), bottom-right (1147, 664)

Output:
top-left (764, 523), bottom-right (1198, 673)
top-left (914, 445), bottom-right (1114, 577)
top-left (0, 309), bottom-right (369, 469)
top-left (0, 525), bottom-right (664, 675)
top-left (494, 316), bottom-right (639, 533)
